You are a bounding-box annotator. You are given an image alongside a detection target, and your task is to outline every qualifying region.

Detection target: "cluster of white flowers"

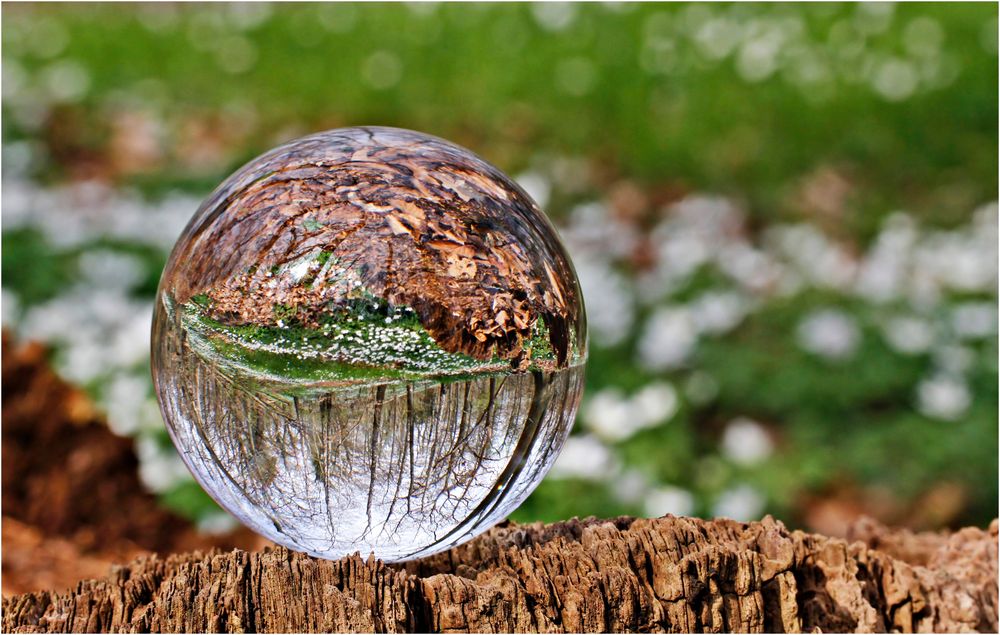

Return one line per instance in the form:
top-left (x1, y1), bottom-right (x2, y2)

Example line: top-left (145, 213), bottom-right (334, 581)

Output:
top-left (583, 382), bottom-right (678, 442)
top-left (641, 4), bottom-right (976, 103)
top-left (2, 176), bottom-right (192, 489)
top-left (2, 153), bottom-right (994, 517)
top-left (543, 170), bottom-right (992, 514)
top-left (18, 285), bottom-right (155, 414)
top-left (712, 484), bottom-right (767, 522)
top-left (3, 177), bottom-right (197, 251)
top-left (210, 316), bottom-right (474, 376)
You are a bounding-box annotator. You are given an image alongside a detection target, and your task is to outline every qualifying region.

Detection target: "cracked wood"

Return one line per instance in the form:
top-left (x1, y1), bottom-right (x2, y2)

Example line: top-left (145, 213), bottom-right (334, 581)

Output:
top-left (4, 515), bottom-right (996, 633)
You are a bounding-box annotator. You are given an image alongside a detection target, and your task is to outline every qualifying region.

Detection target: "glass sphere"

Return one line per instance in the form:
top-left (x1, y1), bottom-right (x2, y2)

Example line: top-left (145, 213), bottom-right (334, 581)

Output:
top-left (152, 126), bottom-right (587, 561)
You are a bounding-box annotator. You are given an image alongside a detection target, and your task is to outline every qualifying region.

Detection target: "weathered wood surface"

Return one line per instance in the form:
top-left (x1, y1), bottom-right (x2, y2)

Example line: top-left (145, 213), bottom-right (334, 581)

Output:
top-left (3, 514), bottom-right (996, 633)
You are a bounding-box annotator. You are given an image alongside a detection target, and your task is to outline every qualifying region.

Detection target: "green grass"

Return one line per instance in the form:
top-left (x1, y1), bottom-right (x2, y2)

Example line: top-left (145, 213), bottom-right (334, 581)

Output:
top-left (180, 293), bottom-right (562, 386)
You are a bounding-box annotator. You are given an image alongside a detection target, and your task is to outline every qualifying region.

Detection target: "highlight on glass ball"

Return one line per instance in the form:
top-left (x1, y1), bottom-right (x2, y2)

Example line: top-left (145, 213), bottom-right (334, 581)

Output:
top-left (151, 126), bottom-right (587, 562)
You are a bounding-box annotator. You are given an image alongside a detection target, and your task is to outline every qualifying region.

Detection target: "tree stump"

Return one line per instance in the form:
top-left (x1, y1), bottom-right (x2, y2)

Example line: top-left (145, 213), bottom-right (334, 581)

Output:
top-left (2, 335), bottom-right (997, 633)
top-left (1, 514), bottom-right (997, 633)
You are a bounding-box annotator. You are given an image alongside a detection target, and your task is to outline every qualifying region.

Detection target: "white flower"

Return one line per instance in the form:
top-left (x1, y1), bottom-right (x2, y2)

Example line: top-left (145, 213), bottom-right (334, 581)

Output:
top-left (717, 244), bottom-right (784, 293)
top-left (138, 451), bottom-right (190, 493)
top-left (514, 171), bottom-right (551, 209)
top-left (110, 308), bottom-right (153, 368)
top-left (694, 18), bottom-right (742, 60)
top-left (632, 381), bottom-right (679, 427)
top-left (914, 228), bottom-right (997, 294)
top-left (564, 201), bottom-right (638, 260)
top-left (951, 302), bottom-right (997, 340)
top-left (104, 373), bottom-right (150, 436)
top-left (689, 291), bottom-right (749, 335)
top-left (645, 486), bottom-right (695, 518)
top-left (916, 373), bottom-right (971, 421)
top-left (60, 339), bottom-right (108, 384)
top-left (797, 309), bottom-right (860, 361)
top-left (531, 2), bottom-right (576, 32)
top-left (720, 418), bottom-right (773, 466)
top-left (286, 257), bottom-right (314, 282)
top-left (78, 249), bottom-right (146, 291)
top-left (134, 435), bottom-right (160, 462)
top-left (712, 485), bottom-right (766, 521)
top-left (41, 60), bottom-right (90, 102)
top-left (769, 224), bottom-right (857, 291)
top-left (736, 27), bottom-right (783, 82)
top-left (197, 511), bottom-right (240, 535)
top-left (20, 295), bottom-right (80, 343)
top-left (882, 315), bottom-right (935, 355)
top-left (583, 382), bottom-right (678, 442)
top-left (638, 306), bottom-right (698, 370)
top-left (654, 230), bottom-right (710, 281)
top-left (854, 215), bottom-right (913, 303)
top-left (642, 196), bottom-right (743, 301)
top-left (0, 177), bottom-right (194, 251)
top-left (1, 288), bottom-right (20, 327)
top-left (612, 469), bottom-right (650, 505)
top-left (871, 57), bottom-right (919, 102)
top-left (584, 388), bottom-right (633, 442)
top-left (855, 2), bottom-right (895, 35)
top-left (549, 435), bottom-right (617, 480)
top-left (572, 254), bottom-right (634, 347)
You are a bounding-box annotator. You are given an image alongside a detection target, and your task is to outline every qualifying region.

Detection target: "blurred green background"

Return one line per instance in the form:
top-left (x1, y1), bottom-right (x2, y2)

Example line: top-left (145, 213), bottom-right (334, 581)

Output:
top-left (2, 2), bottom-right (997, 537)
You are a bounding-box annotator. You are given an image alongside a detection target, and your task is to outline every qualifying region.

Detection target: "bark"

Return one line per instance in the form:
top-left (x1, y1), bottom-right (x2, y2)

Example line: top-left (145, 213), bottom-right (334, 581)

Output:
top-left (3, 514), bottom-right (996, 633)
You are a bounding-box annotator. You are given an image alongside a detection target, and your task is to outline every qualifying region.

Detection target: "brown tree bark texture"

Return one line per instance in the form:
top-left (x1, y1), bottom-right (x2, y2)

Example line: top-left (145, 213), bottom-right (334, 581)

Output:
top-left (3, 513), bottom-right (997, 633)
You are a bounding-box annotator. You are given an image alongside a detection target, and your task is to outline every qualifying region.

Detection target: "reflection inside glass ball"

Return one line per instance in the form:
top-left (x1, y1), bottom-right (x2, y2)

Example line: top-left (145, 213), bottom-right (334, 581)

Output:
top-left (152, 127), bottom-right (587, 561)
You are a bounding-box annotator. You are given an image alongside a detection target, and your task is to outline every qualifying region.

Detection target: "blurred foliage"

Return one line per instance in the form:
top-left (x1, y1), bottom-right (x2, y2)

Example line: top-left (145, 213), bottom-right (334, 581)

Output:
top-left (4, 3), bottom-right (997, 231)
top-left (2, 2), bottom-right (997, 534)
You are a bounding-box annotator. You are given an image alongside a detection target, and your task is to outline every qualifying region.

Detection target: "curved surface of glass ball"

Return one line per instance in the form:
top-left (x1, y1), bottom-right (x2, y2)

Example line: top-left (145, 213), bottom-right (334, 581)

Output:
top-left (152, 127), bottom-right (587, 561)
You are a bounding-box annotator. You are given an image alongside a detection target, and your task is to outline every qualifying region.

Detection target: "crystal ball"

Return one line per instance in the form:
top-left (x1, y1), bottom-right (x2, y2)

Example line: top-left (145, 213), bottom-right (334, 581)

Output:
top-left (152, 127), bottom-right (587, 561)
